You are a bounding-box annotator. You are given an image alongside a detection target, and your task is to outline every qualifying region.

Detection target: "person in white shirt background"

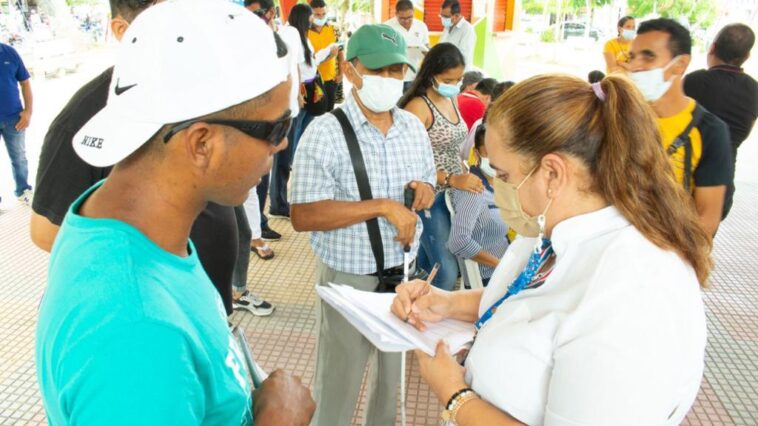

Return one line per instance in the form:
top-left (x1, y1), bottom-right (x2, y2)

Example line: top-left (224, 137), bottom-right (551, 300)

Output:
top-left (384, 0), bottom-right (430, 92)
top-left (439, 0), bottom-right (476, 71)
top-left (391, 74), bottom-right (712, 425)
top-left (241, 0), bottom-right (302, 261)
top-left (289, 4), bottom-right (340, 139)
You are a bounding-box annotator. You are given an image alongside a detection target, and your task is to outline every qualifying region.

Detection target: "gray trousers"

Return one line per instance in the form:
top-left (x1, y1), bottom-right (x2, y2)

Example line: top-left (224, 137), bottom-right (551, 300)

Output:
top-left (312, 260), bottom-right (401, 426)
top-left (232, 205), bottom-right (252, 292)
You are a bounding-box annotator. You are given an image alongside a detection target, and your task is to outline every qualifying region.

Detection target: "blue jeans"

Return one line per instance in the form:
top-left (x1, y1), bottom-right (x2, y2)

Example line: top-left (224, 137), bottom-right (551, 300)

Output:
top-left (299, 110), bottom-right (315, 144)
top-left (417, 192), bottom-right (459, 291)
top-left (269, 109), bottom-right (315, 215)
top-left (0, 116), bottom-right (32, 197)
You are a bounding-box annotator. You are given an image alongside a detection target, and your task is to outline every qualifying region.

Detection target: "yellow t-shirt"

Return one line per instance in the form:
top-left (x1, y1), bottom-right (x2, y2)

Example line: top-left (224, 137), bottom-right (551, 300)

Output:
top-left (308, 25), bottom-right (338, 82)
top-left (603, 38), bottom-right (631, 73)
top-left (656, 100), bottom-right (703, 191)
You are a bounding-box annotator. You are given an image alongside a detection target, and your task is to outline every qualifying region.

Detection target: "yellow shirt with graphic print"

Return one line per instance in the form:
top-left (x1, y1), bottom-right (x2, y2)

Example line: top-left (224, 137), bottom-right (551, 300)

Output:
top-left (308, 24), bottom-right (338, 82)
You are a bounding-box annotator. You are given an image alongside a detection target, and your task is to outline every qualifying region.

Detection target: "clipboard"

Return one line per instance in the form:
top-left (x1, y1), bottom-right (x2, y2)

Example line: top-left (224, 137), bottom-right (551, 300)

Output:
top-left (231, 325), bottom-right (268, 389)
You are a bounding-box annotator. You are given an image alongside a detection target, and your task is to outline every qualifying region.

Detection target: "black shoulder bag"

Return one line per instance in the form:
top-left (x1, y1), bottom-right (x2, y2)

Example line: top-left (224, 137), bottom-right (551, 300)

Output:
top-left (331, 108), bottom-right (427, 292)
top-left (666, 104), bottom-right (706, 192)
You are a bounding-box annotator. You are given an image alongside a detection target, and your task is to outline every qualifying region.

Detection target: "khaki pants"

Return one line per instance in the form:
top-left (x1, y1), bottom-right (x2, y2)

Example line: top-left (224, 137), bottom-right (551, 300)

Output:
top-left (311, 260), bottom-right (401, 426)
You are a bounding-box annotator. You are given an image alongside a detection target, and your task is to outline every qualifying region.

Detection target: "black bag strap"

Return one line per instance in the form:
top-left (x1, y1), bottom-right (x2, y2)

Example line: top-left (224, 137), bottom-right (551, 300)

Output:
top-left (666, 104), bottom-right (706, 192)
top-left (331, 108), bottom-right (386, 284)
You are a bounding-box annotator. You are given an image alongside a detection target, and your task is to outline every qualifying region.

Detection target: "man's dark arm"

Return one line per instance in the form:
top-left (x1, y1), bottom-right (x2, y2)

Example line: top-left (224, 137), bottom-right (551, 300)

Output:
top-left (292, 198), bottom-right (419, 247)
top-left (291, 199), bottom-right (388, 232)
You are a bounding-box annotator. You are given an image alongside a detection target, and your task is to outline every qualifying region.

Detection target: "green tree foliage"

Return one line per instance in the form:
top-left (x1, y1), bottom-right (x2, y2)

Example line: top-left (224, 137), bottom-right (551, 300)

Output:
top-left (627, 0), bottom-right (717, 27)
top-left (523, 0), bottom-right (611, 16)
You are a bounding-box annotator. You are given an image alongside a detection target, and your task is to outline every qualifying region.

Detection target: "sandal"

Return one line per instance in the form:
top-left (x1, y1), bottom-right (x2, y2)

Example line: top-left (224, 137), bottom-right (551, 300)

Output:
top-left (251, 242), bottom-right (275, 260)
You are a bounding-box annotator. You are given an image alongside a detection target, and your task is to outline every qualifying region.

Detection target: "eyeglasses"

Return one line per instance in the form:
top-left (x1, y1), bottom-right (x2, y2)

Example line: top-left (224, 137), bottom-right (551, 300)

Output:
top-left (163, 111), bottom-right (292, 147)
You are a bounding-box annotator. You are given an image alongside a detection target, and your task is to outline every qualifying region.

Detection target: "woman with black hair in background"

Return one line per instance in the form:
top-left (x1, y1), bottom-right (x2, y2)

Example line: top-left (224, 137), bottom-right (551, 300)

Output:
top-left (399, 43), bottom-right (482, 291)
top-left (287, 4), bottom-right (339, 153)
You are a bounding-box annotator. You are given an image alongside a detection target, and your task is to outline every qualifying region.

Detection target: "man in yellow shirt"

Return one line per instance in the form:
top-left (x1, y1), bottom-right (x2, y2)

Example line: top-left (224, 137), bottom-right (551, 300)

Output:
top-left (308, 0), bottom-right (343, 111)
top-left (629, 18), bottom-right (734, 236)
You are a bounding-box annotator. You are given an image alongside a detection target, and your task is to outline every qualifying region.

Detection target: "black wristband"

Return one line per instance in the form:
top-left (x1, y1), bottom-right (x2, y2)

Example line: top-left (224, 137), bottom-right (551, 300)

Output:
top-left (445, 387), bottom-right (474, 411)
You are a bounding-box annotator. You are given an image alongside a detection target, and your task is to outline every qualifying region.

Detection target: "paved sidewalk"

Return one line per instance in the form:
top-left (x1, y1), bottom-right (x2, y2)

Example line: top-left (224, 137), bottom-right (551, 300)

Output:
top-left (0, 183), bottom-right (757, 425)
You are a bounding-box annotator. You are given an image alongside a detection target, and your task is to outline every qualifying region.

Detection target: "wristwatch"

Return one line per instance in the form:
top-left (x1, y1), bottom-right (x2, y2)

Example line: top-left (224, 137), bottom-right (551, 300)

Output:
top-left (441, 388), bottom-right (478, 424)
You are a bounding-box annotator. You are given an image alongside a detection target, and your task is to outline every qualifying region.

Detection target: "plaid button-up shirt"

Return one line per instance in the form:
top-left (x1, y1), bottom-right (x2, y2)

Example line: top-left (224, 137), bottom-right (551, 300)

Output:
top-left (291, 95), bottom-right (437, 275)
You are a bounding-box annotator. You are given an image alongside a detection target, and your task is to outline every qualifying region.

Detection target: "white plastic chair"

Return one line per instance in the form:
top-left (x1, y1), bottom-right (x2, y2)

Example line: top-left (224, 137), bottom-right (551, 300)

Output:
top-left (444, 190), bottom-right (484, 289)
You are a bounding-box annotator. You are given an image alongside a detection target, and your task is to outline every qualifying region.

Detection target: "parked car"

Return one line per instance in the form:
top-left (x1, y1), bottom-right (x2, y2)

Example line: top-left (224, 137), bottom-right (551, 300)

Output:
top-left (562, 22), bottom-right (603, 41)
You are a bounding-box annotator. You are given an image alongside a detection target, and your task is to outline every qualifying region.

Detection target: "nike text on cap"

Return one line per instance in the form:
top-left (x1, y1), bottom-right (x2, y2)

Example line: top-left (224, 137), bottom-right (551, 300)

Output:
top-left (74, 0), bottom-right (290, 168)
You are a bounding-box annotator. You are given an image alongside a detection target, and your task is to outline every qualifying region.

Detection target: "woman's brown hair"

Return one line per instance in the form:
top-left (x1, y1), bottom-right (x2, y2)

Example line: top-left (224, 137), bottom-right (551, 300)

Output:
top-left (488, 74), bottom-right (712, 285)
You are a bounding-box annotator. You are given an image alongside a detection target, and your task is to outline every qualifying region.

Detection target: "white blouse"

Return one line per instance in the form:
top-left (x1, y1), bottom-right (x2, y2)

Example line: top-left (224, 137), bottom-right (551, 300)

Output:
top-left (464, 206), bottom-right (707, 425)
top-left (298, 39), bottom-right (333, 83)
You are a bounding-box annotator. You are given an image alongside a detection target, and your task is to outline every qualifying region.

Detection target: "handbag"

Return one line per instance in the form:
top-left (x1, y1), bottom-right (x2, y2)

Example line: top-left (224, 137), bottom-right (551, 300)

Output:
top-left (331, 108), bottom-right (428, 293)
top-left (301, 73), bottom-right (329, 116)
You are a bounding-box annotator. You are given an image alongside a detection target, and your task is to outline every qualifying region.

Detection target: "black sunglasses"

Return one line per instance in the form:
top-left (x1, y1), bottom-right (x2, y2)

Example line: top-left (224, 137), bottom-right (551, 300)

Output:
top-left (252, 8), bottom-right (269, 18)
top-left (163, 111), bottom-right (292, 146)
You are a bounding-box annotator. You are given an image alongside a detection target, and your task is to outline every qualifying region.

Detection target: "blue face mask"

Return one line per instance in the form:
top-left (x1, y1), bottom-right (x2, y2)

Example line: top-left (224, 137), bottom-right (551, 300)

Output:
top-left (434, 79), bottom-right (461, 98)
top-left (313, 17), bottom-right (327, 27)
top-left (441, 16), bottom-right (453, 28)
top-left (622, 29), bottom-right (636, 41)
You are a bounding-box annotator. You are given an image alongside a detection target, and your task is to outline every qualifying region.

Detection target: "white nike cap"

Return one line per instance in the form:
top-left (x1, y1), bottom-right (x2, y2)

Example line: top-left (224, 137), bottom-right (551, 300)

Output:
top-left (74, 0), bottom-right (289, 167)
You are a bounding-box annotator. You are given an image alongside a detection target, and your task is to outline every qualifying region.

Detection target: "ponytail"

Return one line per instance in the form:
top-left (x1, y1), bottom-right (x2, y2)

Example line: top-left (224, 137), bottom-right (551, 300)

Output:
top-left (488, 74), bottom-right (712, 285)
top-left (289, 4), bottom-right (313, 67)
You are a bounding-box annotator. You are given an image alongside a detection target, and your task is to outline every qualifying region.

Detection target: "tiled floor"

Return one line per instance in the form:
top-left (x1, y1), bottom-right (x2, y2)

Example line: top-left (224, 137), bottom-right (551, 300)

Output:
top-left (1, 183), bottom-right (757, 425)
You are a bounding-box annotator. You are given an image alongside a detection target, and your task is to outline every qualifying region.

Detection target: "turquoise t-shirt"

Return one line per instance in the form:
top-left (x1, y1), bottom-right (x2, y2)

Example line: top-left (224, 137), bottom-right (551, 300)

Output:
top-left (35, 182), bottom-right (253, 425)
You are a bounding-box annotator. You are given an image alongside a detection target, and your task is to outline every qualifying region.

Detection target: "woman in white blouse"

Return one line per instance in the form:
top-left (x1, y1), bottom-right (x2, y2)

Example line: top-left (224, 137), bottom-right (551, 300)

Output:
top-left (391, 74), bottom-right (712, 425)
top-left (288, 4), bottom-right (339, 133)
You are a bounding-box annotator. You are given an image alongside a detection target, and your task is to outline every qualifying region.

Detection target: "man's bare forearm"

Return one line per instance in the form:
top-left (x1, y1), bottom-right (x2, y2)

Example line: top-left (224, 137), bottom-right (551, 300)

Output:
top-left (291, 199), bottom-right (388, 232)
top-left (20, 80), bottom-right (33, 112)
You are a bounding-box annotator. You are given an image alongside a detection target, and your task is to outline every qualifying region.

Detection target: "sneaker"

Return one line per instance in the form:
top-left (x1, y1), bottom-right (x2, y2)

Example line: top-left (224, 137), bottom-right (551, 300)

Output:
top-left (233, 290), bottom-right (275, 316)
top-left (17, 189), bottom-right (33, 206)
top-left (261, 226), bottom-right (282, 241)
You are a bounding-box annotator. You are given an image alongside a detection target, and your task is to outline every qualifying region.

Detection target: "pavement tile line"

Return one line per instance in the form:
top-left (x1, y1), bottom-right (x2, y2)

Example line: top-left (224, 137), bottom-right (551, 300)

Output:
top-left (1, 184), bottom-right (757, 424)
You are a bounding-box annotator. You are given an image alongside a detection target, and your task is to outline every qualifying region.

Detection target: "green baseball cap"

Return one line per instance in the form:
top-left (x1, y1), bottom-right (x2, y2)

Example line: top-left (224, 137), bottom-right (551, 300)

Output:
top-left (346, 24), bottom-right (416, 72)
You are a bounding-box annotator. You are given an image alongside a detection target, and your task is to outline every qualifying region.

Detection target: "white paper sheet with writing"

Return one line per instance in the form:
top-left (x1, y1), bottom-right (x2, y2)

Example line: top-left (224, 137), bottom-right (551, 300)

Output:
top-left (316, 283), bottom-right (475, 356)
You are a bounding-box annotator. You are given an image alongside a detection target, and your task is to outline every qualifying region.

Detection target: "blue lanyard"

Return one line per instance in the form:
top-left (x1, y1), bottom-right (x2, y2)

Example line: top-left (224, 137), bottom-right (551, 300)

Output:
top-left (475, 239), bottom-right (554, 330)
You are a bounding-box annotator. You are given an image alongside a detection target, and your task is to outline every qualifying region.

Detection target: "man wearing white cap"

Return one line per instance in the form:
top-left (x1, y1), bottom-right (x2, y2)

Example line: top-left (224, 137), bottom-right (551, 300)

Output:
top-left (35, 1), bottom-right (314, 424)
top-left (31, 0), bottom-right (277, 318)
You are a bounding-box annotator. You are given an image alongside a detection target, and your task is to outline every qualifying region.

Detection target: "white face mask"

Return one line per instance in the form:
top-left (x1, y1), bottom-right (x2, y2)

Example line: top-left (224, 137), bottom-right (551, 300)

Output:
top-left (622, 29), bottom-right (636, 41)
top-left (479, 158), bottom-right (496, 178)
top-left (630, 56), bottom-right (680, 102)
top-left (354, 68), bottom-right (404, 113)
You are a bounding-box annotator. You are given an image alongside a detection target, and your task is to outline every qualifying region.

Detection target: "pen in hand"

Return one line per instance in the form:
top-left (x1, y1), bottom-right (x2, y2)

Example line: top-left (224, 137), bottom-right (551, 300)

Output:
top-left (404, 262), bottom-right (440, 323)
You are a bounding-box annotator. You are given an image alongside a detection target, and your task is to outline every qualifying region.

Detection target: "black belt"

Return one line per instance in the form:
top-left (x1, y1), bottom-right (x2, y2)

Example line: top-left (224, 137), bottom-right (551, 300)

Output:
top-left (369, 263), bottom-right (413, 277)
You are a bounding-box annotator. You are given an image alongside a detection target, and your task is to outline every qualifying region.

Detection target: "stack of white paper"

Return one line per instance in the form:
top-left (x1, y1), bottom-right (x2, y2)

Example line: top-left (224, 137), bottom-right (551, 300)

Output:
top-left (316, 283), bottom-right (475, 356)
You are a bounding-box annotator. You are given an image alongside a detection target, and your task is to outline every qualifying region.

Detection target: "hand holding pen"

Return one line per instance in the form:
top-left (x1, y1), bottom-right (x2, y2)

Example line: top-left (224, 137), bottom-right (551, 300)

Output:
top-left (391, 263), bottom-right (451, 332)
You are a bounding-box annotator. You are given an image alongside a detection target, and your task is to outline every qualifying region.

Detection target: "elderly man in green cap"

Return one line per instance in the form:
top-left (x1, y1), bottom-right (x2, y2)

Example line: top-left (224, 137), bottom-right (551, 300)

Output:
top-left (290, 24), bottom-right (437, 425)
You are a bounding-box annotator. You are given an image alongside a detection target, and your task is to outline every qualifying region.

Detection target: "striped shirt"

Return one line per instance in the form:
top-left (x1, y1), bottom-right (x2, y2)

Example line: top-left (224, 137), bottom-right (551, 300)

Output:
top-left (447, 167), bottom-right (509, 279)
top-left (290, 94), bottom-right (437, 275)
